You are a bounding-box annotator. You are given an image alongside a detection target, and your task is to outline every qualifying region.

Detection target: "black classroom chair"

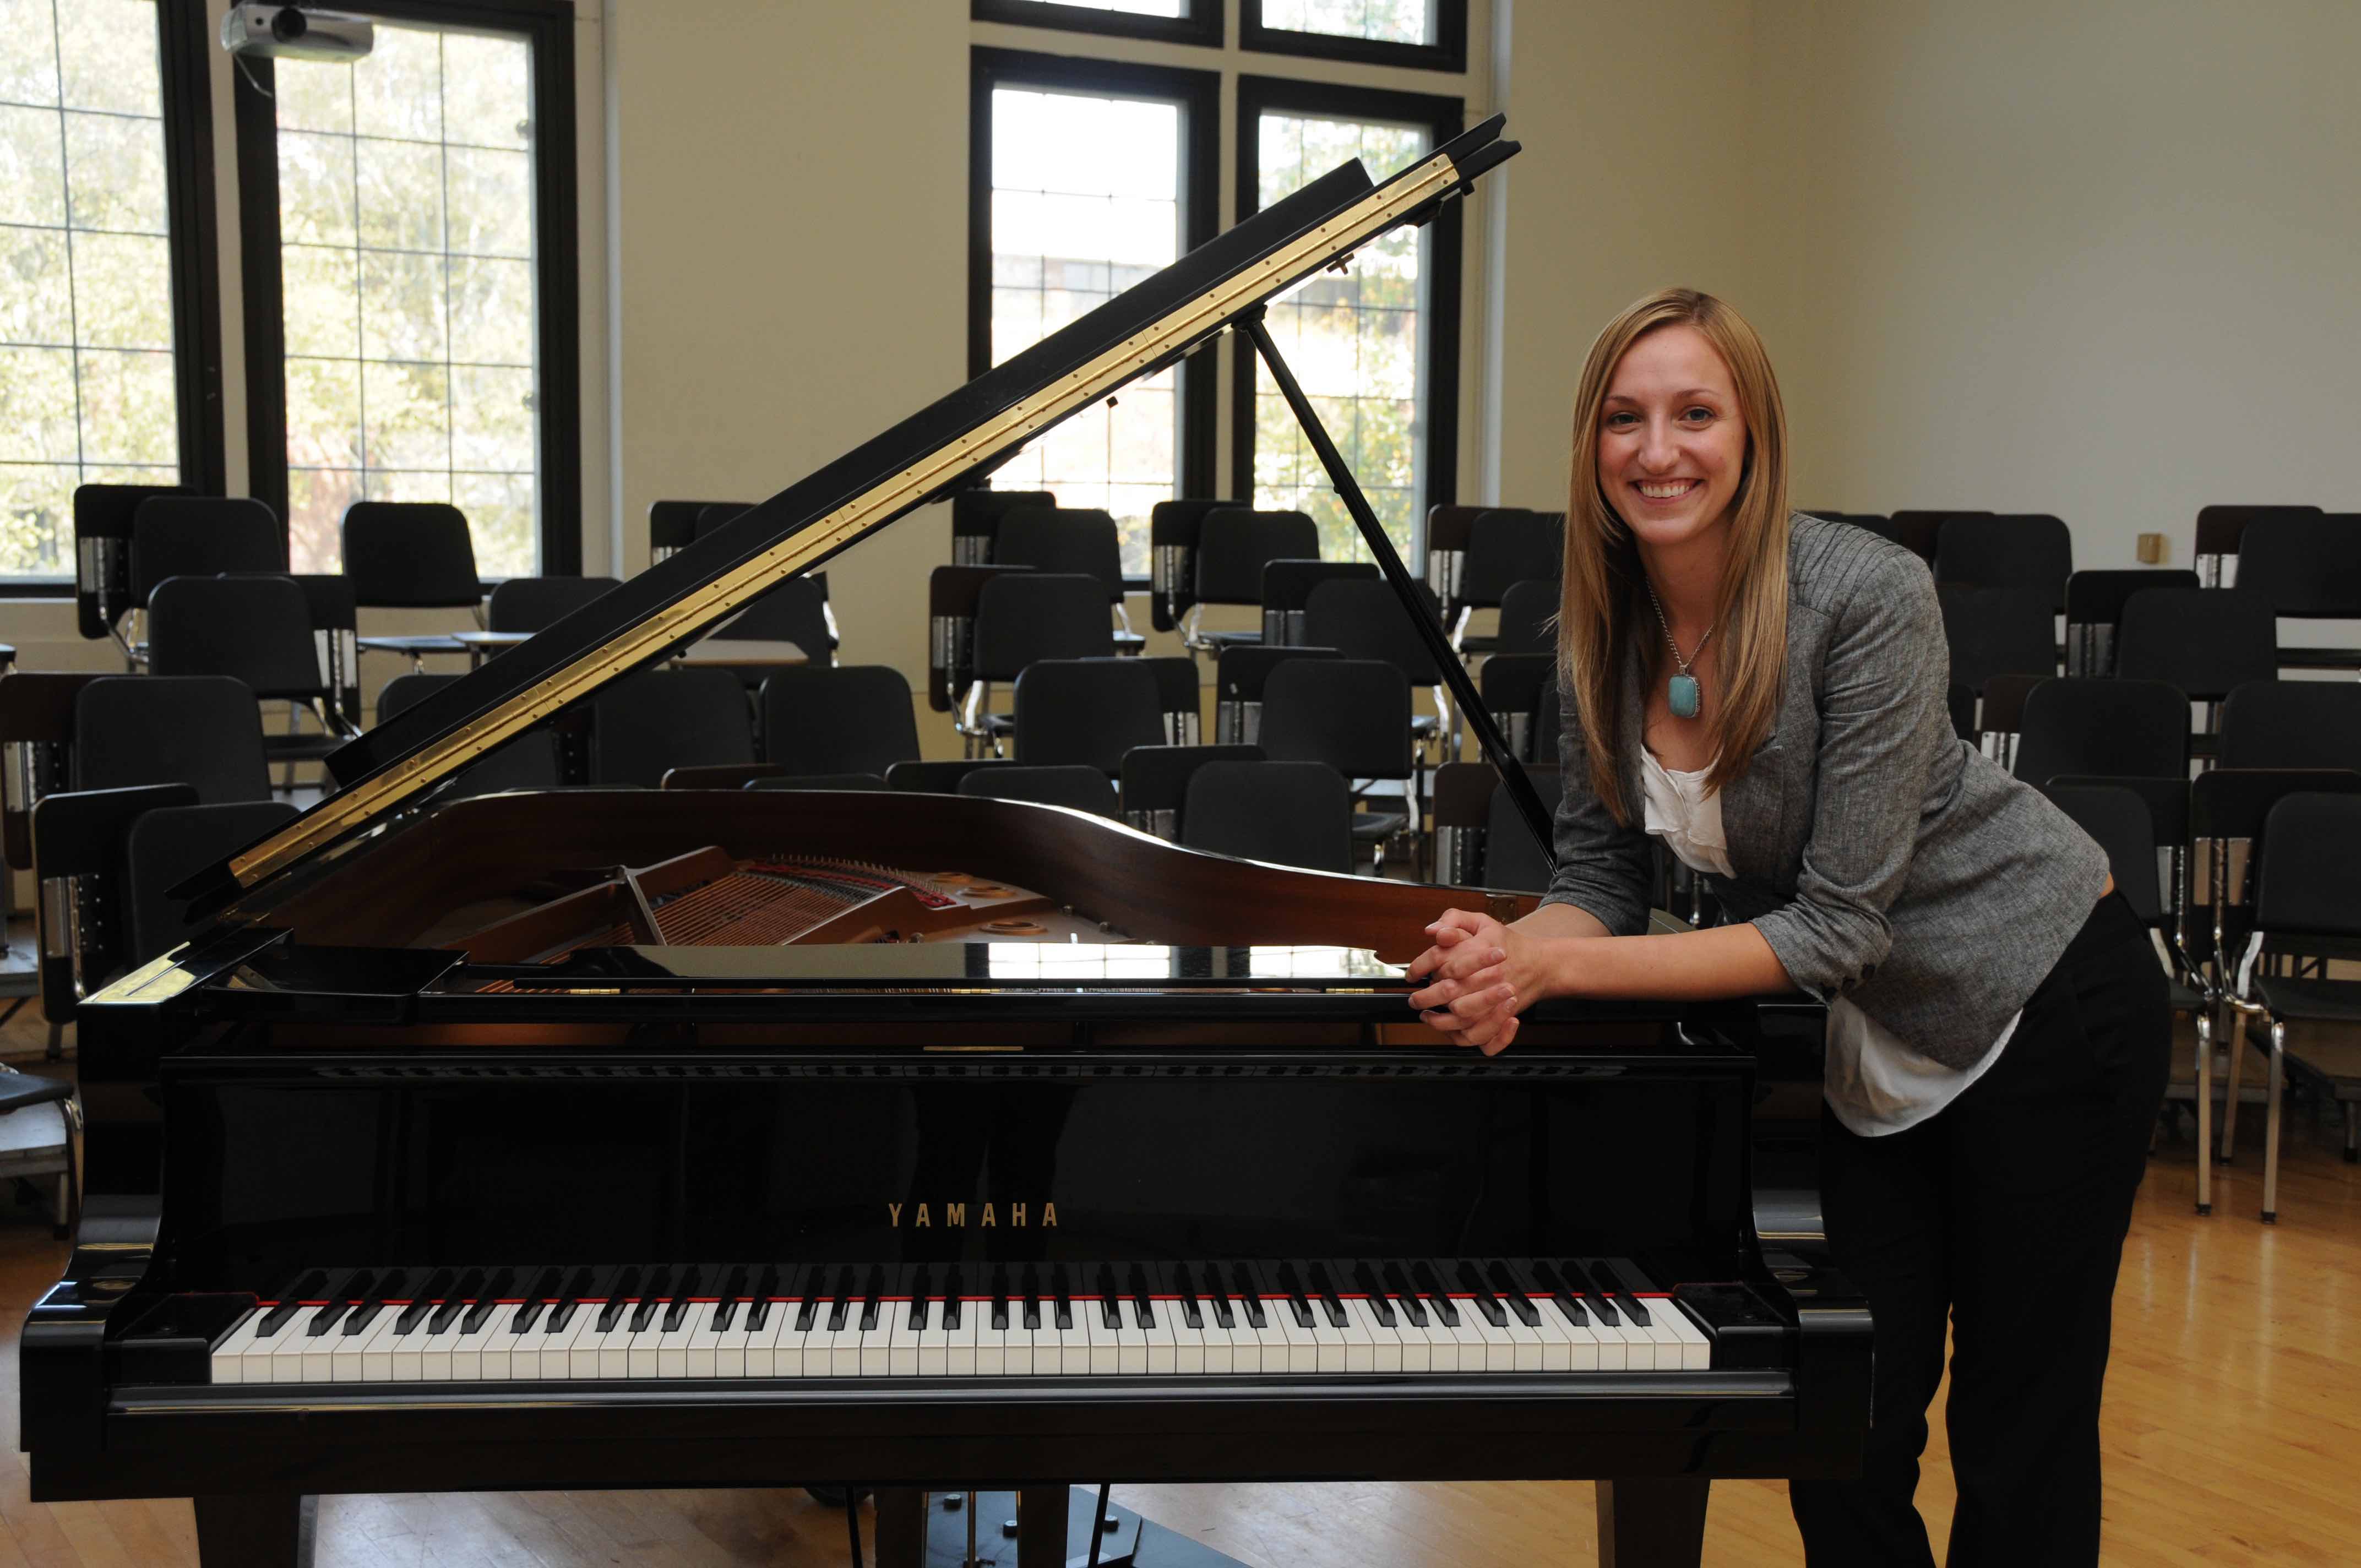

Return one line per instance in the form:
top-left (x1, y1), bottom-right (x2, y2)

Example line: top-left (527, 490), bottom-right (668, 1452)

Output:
top-left (1011, 659), bottom-right (1166, 775)
top-left (487, 576), bottom-right (622, 633)
top-left (1454, 509), bottom-right (1562, 654)
top-left (74, 677), bottom-right (271, 805)
top-left (2234, 514), bottom-right (2361, 674)
top-left (589, 669), bottom-right (755, 789)
top-left (1493, 580), bottom-right (1557, 657)
top-left (994, 508), bottom-right (1141, 650)
top-left (129, 496), bottom-right (285, 614)
top-left (1185, 509), bottom-right (1319, 657)
top-left (958, 574), bottom-right (1114, 753)
top-left (1119, 743), bottom-right (1263, 841)
top-left (2192, 503), bottom-right (2321, 588)
top-left (759, 666), bottom-right (921, 778)
top-left (122, 800), bottom-right (302, 966)
top-left (2116, 587), bottom-right (2278, 751)
top-left (1935, 513), bottom-right (2071, 612)
top-left (1258, 657), bottom-right (1419, 876)
top-left (1938, 585), bottom-right (2055, 696)
top-left (2063, 569), bottom-right (2200, 677)
top-left (956, 763), bottom-right (1118, 819)
top-left (146, 575), bottom-right (357, 780)
top-left (2011, 678), bottom-right (2190, 790)
top-left (1180, 760), bottom-right (1353, 875)
top-left (342, 502), bottom-right (488, 665)
top-left (378, 674), bottom-right (563, 796)
top-left (1302, 575), bottom-right (1449, 753)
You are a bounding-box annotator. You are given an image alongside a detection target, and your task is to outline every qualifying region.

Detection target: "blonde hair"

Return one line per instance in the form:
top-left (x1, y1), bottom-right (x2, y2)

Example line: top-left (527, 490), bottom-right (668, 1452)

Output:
top-left (1557, 288), bottom-right (1791, 826)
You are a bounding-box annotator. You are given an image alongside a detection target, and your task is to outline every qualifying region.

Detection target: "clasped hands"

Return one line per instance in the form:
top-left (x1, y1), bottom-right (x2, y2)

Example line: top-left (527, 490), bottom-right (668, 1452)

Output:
top-left (1405, 908), bottom-right (1549, 1056)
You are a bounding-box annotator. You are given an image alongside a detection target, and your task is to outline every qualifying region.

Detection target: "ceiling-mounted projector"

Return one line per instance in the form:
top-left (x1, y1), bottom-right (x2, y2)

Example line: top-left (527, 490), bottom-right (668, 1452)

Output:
top-left (220, 4), bottom-right (375, 62)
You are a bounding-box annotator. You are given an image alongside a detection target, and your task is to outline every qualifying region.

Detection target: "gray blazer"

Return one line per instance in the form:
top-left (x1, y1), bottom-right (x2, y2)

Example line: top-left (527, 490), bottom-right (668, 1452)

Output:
top-left (1541, 513), bottom-right (2110, 1070)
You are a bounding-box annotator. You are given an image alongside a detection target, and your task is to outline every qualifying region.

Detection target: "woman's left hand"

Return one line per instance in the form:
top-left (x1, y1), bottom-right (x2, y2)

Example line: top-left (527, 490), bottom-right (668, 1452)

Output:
top-left (1405, 908), bottom-right (1551, 1055)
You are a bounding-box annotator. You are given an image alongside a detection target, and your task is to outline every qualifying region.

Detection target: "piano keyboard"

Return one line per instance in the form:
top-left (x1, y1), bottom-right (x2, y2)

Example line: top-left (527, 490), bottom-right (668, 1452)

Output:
top-left (201, 1259), bottom-right (1717, 1386)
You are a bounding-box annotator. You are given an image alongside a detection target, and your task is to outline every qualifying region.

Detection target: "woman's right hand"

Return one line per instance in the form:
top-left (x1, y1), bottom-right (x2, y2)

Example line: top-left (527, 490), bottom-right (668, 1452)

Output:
top-left (1405, 908), bottom-right (1531, 1055)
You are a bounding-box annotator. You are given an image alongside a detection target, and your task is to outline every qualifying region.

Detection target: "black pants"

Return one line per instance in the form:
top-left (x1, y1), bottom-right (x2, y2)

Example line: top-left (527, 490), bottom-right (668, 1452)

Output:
top-left (1788, 891), bottom-right (2171, 1567)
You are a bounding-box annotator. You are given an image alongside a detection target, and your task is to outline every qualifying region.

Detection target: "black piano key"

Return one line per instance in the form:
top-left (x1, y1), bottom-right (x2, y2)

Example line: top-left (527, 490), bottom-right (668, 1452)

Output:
top-left (748, 1264), bottom-right (786, 1334)
top-left (1265, 1262), bottom-right (1314, 1330)
top-left (1584, 1259), bottom-right (1651, 1326)
top-left (660, 1266), bottom-right (703, 1333)
top-left (258, 1270), bottom-right (328, 1338)
top-left (395, 1269), bottom-right (457, 1335)
top-left (824, 1265), bottom-right (856, 1333)
top-left (909, 1266), bottom-right (933, 1332)
top-left (596, 1266), bottom-right (643, 1335)
top-left (1230, 1262), bottom-right (1266, 1329)
top-left (1304, 1260), bottom-right (1348, 1329)
top-left (344, 1269), bottom-right (406, 1336)
top-left (1380, 1262), bottom-right (1429, 1328)
top-left (1411, 1261), bottom-right (1459, 1328)
top-left (857, 1264), bottom-right (887, 1333)
top-left (1094, 1266), bottom-right (1122, 1331)
top-left (425, 1269), bottom-right (483, 1335)
top-left (1526, 1260), bottom-right (1588, 1327)
top-left (1559, 1259), bottom-right (1617, 1326)
top-left (712, 1265), bottom-right (748, 1333)
top-left (1485, 1261), bottom-right (1541, 1328)
top-left (1453, 1261), bottom-right (1508, 1329)
top-left (1348, 1260), bottom-right (1397, 1328)
top-left (304, 1270), bottom-right (366, 1337)
top-left (629, 1266), bottom-right (672, 1333)
top-left (1127, 1265), bottom-right (1156, 1330)
top-left (546, 1266), bottom-right (599, 1333)
top-left (510, 1267), bottom-right (562, 1333)
top-left (943, 1267), bottom-right (962, 1332)
top-left (460, 1267), bottom-right (515, 1335)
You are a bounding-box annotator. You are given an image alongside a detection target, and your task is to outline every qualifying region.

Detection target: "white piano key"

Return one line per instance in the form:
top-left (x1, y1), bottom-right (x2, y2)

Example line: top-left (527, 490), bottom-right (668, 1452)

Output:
top-left (583, 1312), bottom-right (633, 1380)
top-left (1198, 1304), bottom-right (1237, 1374)
top-left (626, 1311), bottom-right (670, 1379)
top-left (807, 1304), bottom-right (856, 1378)
top-left (1114, 1298), bottom-right (1149, 1375)
top-left (1140, 1300), bottom-right (1175, 1375)
top-left (1388, 1300), bottom-right (1432, 1373)
top-left (1058, 1303), bottom-right (1092, 1376)
top-left (418, 1312), bottom-right (471, 1380)
top-left (478, 1312), bottom-right (527, 1381)
top-left (684, 1302), bottom-right (726, 1378)
top-left (1628, 1299), bottom-right (1692, 1367)
top-left (1464, 1302), bottom-right (1515, 1372)
top-left (1308, 1302), bottom-right (1348, 1373)
top-left (715, 1304), bottom-right (761, 1377)
top-left (887, 1299), bottom-right (921, 1377)
top-left (947, 1302), bottom-right (978, 1376)
top-left (1274, 1301), bottom-right (1319, 1374)
top-left (1499, 1305), bottom-right (1544, 1372)
top-left (757, 1303), bottom-right (800, 1378)
top-left (1525, 1297), bottom-right (1575, 1371)
top-left (1347, 1297), bottom-right (1397, 1373)
top-left (1003, 1305), bottom-right (1038, 1376)
top-left (973, 1304), bottom-right (1007, 1376)
top-left (1441, 1302), bottom-right (1488, 1371)
top-left (1253, 1304), bottom-right (1294, 1374)
top-left (535, 1306), bottom-right (597, 1381)
top-left (1659, 1298), bottom-right (1714, 1370)
top-left (244, 1314), bottom-right (304, 1384)
top-left (1601, 1306), bottom-right (1655, 1370)
top-left (857, 1303), bottom-right (893, 1378)
top-left (916, 1300), bottom-right (951, 1376)
top-left (1084, 1300), bottom-right (1119, 1376)
top-left (449, 1313), bottom-right (505, 1381)
top-left (1336, 1299), bottom-right (1374, 1372)
top-left (359, 1310), bottom-right (407, 1382)
top-left (386, 1314), bottom-right (440, 1382)
top-left (1168, 1303), bottom-right (1204, 1374)
top-left (209, 1309), bottom-right (262, 1385)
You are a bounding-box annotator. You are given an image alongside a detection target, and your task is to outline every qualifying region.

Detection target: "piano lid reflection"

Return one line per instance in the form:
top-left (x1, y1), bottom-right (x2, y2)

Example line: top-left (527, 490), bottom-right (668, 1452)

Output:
top-left (23, 114), bottom-right (1869, 1568)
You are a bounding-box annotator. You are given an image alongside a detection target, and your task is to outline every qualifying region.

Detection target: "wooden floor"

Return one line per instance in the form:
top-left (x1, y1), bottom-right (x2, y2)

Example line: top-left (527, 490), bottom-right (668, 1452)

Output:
top-left (0, 1011), bottom-right (2354, 1567)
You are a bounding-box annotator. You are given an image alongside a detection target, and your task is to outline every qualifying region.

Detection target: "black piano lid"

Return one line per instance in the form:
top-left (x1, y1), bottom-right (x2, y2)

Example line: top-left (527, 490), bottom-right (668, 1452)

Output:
top-left (172, 116), bottom-right (1517, 920)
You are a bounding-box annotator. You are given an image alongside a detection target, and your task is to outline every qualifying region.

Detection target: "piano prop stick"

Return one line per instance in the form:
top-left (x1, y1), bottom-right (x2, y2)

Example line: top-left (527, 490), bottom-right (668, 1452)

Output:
top-left (26, 112), bottom-right (1872, 1568)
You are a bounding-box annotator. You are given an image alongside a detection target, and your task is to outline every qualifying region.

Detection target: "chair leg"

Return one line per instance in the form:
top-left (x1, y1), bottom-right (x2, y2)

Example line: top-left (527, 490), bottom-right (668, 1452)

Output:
top-left (2344, 1101), bottom-right (2358, 1164)
top-left (2261, 1020), bottom-right (2286, 1224)
top-left (45, 1019), bottom-right (62, 1062)
top-left (2193, 1009), bottom-right (2214, 1215)
top-left (2219, 999), bottom-right (2245, 1163)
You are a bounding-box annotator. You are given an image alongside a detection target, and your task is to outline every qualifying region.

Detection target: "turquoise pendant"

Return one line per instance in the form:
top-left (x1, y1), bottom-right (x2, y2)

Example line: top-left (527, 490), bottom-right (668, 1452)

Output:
top-left (1668, 672), bottom-right (1701, 719)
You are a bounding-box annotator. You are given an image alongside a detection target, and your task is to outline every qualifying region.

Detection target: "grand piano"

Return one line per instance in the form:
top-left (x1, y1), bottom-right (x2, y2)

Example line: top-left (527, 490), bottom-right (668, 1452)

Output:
top-left (21, 116), bottom-right (1870, 1567)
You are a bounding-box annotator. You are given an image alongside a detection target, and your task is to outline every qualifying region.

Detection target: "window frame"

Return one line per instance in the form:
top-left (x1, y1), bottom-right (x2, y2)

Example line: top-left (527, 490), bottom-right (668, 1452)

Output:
top-left (1231, 74), bottom-right (1465, 547)
top-left (1240, 0), bottom-right (1468, 75)
top-left (971, 0), bottom-right (1223, 50)
top-left (232, 0), bottom-right (581, 577)
top-left (967, 46), bottom-right (1223, 549)
top-left (1, 0), bottom-right (227, 597)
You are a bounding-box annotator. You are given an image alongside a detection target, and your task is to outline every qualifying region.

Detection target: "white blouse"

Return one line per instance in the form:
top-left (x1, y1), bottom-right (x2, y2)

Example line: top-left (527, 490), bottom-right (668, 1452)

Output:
top-left (1637, 747), bottom-right (2014, 1136)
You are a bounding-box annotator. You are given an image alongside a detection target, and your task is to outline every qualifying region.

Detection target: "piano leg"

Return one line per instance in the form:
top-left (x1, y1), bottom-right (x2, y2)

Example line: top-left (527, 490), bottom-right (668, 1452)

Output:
top-left (1596, 1479), bottom-right (1709, 1567)
top-left (1017, 1485), bottom-right (1070, 1568)
top-left (871, 1487), bottom-right (931, 1568)
top-left (195, 1493), bottom-right (317, 1568)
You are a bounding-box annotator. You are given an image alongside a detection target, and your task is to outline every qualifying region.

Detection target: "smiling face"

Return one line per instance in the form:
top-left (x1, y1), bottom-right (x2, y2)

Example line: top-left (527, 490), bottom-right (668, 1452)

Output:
top-left (1595, 323), bottom-right (1749, 558)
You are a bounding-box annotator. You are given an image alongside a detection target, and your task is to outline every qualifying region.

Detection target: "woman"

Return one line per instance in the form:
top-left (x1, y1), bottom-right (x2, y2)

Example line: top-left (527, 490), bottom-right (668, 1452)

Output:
top-left (1405, 288), bottom-right (2169, 1566)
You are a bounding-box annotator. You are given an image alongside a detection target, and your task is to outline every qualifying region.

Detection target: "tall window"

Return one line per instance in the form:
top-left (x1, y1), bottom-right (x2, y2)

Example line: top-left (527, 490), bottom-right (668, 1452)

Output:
top-left (971, 1), bottom-right (1223, 48)
top-left (1242, 0), bottom-right (1468, 72)
top-left (1236, 80), bottom-right (1461, 562)
top-left (1, 0), bottom-right (219, 585)
top-left (238, 0), bottom-right (578, 578)
top-left (970, 51), bottom-right (1216, 576)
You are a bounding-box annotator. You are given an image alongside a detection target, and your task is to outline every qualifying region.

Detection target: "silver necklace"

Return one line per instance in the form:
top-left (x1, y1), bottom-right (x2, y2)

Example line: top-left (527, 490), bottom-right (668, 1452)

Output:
top-left (1645, 581), bottom-right (1713, 720)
